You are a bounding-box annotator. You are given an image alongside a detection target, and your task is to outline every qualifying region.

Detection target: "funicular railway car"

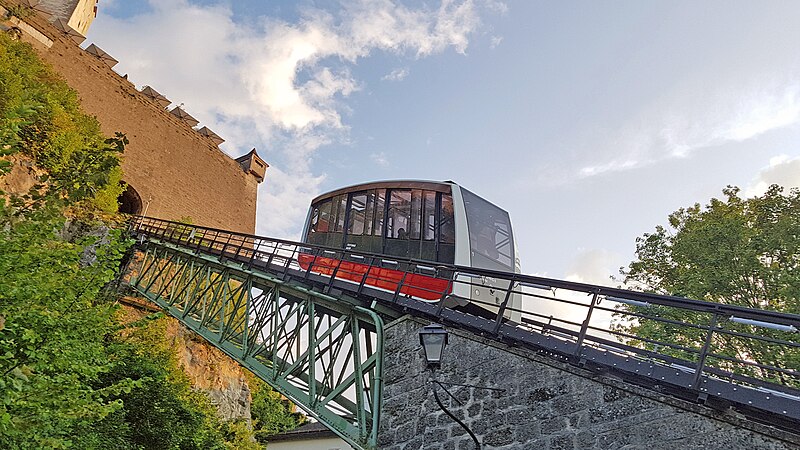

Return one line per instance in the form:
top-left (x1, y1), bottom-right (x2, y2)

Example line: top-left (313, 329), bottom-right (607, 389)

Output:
top-left (299, 180), bottom-right (521, 319)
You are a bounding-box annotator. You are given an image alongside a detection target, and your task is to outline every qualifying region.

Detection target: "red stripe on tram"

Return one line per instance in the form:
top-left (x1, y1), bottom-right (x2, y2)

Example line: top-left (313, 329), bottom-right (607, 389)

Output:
top-left (297, 254), bottom-right (449, 301)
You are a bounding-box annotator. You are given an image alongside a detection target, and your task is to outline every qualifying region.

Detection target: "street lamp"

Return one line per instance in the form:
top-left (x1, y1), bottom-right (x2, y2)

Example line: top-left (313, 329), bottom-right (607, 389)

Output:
top-left (419, 323), bottom-right (448, 369)
top-left (418, 324), bottom-right (482, 449)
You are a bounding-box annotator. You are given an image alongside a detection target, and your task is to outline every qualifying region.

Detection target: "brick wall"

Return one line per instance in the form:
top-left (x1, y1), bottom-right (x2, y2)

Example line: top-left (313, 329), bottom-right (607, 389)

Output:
top-left (17, 9), bottom-right (259, 233)
top-left (379, 317), bottom-right (799, 450)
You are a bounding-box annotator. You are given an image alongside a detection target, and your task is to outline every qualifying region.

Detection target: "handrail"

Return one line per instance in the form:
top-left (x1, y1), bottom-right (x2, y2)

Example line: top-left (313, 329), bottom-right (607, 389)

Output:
top-left (128, 215), bottom-right (800, 426)
top-left (129, 215), bottom-right (800, 325)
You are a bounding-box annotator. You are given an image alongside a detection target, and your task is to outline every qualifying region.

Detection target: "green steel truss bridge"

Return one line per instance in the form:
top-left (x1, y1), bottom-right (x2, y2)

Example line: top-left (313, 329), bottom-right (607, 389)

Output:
top-left (124, 216), bottom-right (800, 449)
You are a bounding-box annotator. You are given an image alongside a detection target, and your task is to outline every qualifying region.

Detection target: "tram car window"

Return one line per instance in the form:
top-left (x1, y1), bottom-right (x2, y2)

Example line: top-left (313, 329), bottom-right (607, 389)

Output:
top-left (438, 193), bottom-right (455, 264)
top-left (302, 183), bottom-right (470, 265)
top-left (461, 187), bottom-right (515, 271)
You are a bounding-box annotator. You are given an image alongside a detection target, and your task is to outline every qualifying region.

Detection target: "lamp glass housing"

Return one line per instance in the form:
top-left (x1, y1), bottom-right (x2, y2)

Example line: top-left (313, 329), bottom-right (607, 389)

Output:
top-left (419, 324), bottom-right (448, 368)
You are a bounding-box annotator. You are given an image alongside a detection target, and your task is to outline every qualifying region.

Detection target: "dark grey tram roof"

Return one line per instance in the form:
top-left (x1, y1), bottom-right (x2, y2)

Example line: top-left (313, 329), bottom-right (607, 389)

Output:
top-left (312, 179), bottom-right (457, 204)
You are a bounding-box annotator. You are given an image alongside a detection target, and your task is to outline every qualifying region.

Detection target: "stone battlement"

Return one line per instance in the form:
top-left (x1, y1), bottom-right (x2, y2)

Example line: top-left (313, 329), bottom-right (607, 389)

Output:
top-left (1, 0), bottom-right (262, 233)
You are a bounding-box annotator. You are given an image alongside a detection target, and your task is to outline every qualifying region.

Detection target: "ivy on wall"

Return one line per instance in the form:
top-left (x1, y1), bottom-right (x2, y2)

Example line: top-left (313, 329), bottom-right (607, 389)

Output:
top-left (0, 32), bottom-right (301, 448)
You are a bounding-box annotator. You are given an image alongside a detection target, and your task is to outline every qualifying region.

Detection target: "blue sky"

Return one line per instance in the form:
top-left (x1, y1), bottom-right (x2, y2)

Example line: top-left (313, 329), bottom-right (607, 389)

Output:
top-left (87, 0), bottom-right (800, 286)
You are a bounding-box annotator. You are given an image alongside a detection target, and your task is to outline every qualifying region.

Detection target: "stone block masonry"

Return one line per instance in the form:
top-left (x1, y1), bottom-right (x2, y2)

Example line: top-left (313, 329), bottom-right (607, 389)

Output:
top-left (11, 5), bottom-right (260, 233)
top-left (378, 316), bottom-right (800, 450)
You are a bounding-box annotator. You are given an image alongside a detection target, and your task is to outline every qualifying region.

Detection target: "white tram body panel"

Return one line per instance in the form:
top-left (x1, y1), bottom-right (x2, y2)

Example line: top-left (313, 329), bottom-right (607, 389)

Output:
top-left (302, 180), bottom-right (521, 320)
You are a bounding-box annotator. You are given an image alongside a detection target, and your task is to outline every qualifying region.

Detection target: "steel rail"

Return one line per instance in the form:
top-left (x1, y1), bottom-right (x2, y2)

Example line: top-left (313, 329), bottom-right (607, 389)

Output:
top-left (130, 216), bottom-right (800, 325)
top-left (127, 216), bottom-right (800, 433)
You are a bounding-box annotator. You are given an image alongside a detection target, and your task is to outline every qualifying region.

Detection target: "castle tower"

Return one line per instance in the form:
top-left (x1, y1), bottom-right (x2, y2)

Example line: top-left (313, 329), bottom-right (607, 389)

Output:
top-left (37, 0), bottom-right (98, 35)
top-left (235, 148), bottom-right (268, 183)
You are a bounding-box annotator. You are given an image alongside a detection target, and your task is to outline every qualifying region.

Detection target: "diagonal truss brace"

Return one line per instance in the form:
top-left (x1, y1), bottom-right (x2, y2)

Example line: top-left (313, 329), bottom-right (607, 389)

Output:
top-left (125, 240), bottom-right (384, 450)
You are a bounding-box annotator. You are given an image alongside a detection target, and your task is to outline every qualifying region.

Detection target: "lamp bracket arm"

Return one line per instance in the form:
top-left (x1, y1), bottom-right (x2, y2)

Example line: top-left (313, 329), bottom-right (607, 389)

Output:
top-left (434, 379), bottom-right (506, 393)
top-left (431, 378), bottom-right (464, 406)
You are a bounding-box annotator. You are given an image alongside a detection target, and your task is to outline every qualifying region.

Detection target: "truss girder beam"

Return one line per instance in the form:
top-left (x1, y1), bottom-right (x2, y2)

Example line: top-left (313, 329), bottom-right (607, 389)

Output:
top-left (127, 242), bottom-right (384, 449)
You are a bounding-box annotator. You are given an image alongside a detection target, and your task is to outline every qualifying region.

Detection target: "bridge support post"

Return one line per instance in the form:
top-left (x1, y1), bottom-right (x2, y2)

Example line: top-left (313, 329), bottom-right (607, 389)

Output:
top-left (124, 241), bottom-right (385, 449)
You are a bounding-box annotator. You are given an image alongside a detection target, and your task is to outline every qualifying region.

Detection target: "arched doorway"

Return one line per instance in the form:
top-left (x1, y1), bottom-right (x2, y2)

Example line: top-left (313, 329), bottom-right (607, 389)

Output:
top-left (118, 184), bottom-right (143, 215)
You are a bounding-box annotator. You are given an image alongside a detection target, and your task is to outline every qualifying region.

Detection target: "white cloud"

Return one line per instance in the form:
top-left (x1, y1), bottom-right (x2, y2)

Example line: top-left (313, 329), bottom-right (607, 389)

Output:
top-left (745, 154), bottom-right (800, 197)
top-left (87, 0), bottom-right (494, 237)
top-left (483, 0), bottom-right (509, 14)
top-left (578, 159), bottom-right (637, 178)
top-left (518, 249), bottom-right (622, 333)
top-left (562, 249), bottom-right (622, 331)
top-left (382, 67), bottom-right (409, 81)
top-left (576, 79), bottom-right (800, 179)
top-left (489, 35), bottom-right (503, 49)
top-left (255, 165), bottom-right (326, 240)
top-left (370, 151), bottom-right (390, 167)
top-left (563, 248), bottom-right (620, 287)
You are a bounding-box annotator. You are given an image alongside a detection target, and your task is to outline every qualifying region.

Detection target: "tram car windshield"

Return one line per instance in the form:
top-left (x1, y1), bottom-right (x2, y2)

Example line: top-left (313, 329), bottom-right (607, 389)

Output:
top-left (300, 180), bottom-right (520, 318)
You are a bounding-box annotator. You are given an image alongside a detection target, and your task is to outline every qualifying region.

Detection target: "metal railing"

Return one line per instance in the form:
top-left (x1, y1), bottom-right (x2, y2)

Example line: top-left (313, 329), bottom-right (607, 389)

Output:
top-left (129, 216), bottom-right (800, 427)
top-left (126, 224), bottom-right (384, 449)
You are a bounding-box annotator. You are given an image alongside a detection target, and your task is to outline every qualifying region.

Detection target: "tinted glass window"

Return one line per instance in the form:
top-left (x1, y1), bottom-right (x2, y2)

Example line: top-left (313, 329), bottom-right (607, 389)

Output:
top-left (439, 194), bottom-right (455, 244)
top-left (410, 189), bottom-right (422, 239)
top-left (328, 197), bottom-right (340, 233)
top-left (437, 193), bottom-right (455, 264)
top-left (364, 191), bottom-right (375, 236)
top-left (423, 191), bottom-right (436, 241)
top-left (307, 200), bottom-right (331, 245)
top-left (373, 190), bottom-right (385, 237)
top-left (387, 190), bottom-right (411, 239)
top-left (308, 205), bottom-right (320, 234)
top-left (334, 195), bottom-right (347, 233)
top-left (461, 188), bottom-right (514, 270)
top-left (317, 200), bottom-right (332, 232)
top-left (348, 193), bottom-right (367, 236)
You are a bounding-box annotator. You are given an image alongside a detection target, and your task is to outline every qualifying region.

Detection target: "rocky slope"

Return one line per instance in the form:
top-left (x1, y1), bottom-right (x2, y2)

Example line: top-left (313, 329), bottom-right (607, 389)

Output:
top-left (120, 304), bottom-right (253, 421)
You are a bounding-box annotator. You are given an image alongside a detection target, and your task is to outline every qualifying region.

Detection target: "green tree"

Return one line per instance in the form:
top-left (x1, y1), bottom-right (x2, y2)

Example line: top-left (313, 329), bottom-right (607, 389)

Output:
top-left (95, 316), bottom-right (232, 450)
top-left (0, 30), bottom-right (137, 448)
top-left (0, 32), bottom-right (262, 449)
top-left (617, 185), bottom-right (800, 384)
top-left (0, 33), bottom-right (125, 214)
top-left (0, 206), bottom-right (134, 448)
top-left (247, 375), bottom-right (306, 444)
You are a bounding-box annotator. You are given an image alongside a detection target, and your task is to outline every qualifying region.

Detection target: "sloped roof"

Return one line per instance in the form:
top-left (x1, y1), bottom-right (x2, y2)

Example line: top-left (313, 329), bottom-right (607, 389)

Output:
top-left (37, 0), bottom-right (80, 17)
top-left (21, 0), bottom-right (43, 10)
top-left (140, 85), bottom-right (171, 108)
top-left (234, 148), bottom-right (267, 165)
top-left (84, 43), bottom-right (118, 67)
top-left (169, 106), bottom-right (199, 127)
top-left (51, 17), bottom-right (85, 44)
top-left (197, 126), bottom-right (225, 145)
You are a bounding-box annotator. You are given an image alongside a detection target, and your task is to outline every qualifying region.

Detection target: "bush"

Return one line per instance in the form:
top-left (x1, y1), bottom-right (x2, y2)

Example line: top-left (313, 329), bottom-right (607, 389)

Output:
top-left (0, 33), bottom-right (125, 213)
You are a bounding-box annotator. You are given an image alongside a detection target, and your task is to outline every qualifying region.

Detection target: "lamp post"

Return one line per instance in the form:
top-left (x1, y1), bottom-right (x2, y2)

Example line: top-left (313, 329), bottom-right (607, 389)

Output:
top-left (419, 324), bottom-right (448, 369)
top-left (419, 324), bottom-right (481, 449)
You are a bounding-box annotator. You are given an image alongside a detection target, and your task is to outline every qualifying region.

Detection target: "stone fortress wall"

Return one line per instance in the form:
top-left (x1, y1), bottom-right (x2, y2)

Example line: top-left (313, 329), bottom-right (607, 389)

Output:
top-left (379, 317), bottom-right (800, 450)
top-left (1, 0), bottom-right (262, 233)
